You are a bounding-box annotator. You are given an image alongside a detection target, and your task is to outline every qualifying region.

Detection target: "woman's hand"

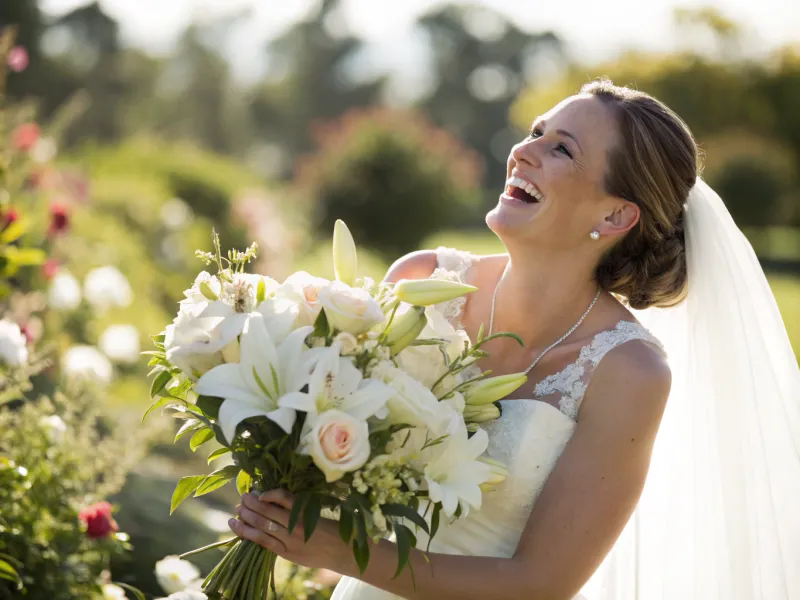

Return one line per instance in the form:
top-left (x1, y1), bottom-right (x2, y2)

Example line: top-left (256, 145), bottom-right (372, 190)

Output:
top-left (228, 490), bottom-right (349, 572)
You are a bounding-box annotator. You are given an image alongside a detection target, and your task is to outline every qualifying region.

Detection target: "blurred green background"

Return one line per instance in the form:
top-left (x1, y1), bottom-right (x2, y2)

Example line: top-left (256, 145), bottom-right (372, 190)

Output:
top-left (3, 0), bottom-right (798, 596)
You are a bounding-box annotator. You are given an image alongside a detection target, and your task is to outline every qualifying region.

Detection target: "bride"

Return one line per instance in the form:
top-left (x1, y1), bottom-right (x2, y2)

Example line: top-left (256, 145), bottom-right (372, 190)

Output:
top-left (228, 79), bottom-right (800, 599)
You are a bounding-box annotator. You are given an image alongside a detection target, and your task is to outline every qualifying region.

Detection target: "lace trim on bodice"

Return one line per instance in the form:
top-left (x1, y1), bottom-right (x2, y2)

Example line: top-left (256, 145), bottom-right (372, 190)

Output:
top-left (432, 247), bottom-right (665, 422)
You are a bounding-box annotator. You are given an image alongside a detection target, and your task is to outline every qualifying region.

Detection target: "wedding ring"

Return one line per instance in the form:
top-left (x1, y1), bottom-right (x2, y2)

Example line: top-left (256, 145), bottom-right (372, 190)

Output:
top-left (267, 520), bottom-right (280, 533)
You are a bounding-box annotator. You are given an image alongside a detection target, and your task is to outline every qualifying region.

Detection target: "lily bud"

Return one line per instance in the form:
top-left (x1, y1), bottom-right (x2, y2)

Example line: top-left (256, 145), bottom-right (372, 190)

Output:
top-left (384, 306), bottom-right (427, 356)
top-left (463, 403), bottom-right (501, 423)
top-left (199, 281), bottom-right (219, 301)
top-left (333, 219), bottom-right (358, 286)
top-left (393, 278), bottom-right (477, 307)
top-left (478, 457), bottom-right (509, 492)
top-left (464, 373), bottom-right (527, 406)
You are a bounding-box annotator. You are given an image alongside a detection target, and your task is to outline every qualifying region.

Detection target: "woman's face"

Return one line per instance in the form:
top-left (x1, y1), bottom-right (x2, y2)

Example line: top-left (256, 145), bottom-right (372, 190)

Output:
top-left (486, 94), bottom-right (636, 249)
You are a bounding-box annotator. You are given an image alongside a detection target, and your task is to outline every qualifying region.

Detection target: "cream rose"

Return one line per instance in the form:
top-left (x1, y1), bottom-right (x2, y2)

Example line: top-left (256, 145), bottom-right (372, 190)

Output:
top-left (274, 271), bottom-right (330, 327)
top-left (305, 410), bottom-right (370, 482)
top-left (318, 281), bottom-right (384, 335)
top-left (370, 360), bottom-right (443, 431)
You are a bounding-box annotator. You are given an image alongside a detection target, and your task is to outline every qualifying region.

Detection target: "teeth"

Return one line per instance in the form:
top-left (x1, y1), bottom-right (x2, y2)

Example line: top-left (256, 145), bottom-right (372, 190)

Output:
top-left (505, 176), bottom-right (543, 201)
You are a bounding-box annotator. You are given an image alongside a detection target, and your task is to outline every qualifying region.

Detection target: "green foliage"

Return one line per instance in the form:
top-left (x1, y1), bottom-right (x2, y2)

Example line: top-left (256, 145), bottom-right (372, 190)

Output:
top-left (0, 386), bottom-right (139, 599)
top-left (296, 108), bottom-right (483, 258)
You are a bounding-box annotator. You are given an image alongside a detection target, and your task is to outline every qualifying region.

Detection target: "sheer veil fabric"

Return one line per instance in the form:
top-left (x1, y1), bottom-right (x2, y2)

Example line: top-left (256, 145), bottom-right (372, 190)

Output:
top-left (580, 178), bottom-right (800, 599)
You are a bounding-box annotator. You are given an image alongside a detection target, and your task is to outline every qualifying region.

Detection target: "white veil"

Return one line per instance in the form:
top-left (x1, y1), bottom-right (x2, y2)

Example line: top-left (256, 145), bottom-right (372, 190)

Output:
top-left (582, 178), bottom-right (800, 599)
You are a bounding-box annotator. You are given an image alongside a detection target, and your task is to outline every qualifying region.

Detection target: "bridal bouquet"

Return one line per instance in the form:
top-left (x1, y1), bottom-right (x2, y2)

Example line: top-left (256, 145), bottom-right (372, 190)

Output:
top-left (143, 221), bottom-right (525, 599)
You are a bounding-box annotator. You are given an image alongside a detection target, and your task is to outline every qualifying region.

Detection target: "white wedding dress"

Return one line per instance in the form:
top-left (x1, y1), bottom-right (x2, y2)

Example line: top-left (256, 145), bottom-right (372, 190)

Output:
top-left (332, 247), bottom-right (666, 600)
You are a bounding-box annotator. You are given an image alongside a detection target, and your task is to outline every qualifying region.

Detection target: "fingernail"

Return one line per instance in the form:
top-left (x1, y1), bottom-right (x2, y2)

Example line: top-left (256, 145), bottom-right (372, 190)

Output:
top-left (228, 518), bottom-right (237, 528)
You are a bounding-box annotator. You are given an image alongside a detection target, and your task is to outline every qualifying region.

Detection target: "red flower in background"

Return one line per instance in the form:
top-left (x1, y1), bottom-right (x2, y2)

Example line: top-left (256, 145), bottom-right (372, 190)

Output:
top-left (42, 259), bottom-right (59, 280)
top-left (6, 46), bottom-right (28, 73)
top-left (78, 502), bottom-right (118, 539)
top-left (47, 203), bottom-right (70, 236)
top-left (2, 208), bottom-right (18, 230)
top-left (12, 123), bottom-right (40, 151)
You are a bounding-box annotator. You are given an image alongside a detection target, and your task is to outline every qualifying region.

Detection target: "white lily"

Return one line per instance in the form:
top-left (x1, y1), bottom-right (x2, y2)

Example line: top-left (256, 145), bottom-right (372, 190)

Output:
top-left (279, 341), bottom-right (391, 429)
top-left (195, 312), bottom-right (313, 443)
top-left (424, 420), bottom-right (491, 518)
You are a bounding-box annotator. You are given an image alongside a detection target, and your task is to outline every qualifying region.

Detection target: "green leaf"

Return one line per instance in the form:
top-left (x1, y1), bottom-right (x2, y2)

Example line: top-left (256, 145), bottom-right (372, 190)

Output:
top-left (236, 470), bottom-right (252, 496)
top-left (380, 503), bottom-right (429, 534)
top-left (189, 428), bottom-right (215, 451)
top-left (5, 247), bottom-right (46, 266)
top-left (170, 475), bottom-right (206, 514)
top-left (392, 524), bottom-right (414, 578)
top-left (288, 491), bottom-right (310, 535)
top-left (0, 219), bottom-right (26, 244)
top-left (207, 447), bottom-right (231, 464)
top-left (303, 494), bottom-right (322, 543)
top-left (150, 370), bottom-right (172, 398)
top-left (427, 503), bottom-right (441, 553)
top-left (0, 558), bottom-right (21, 587)
top-left (353, 506), bottom-right (367, 549)
top-left (312, 307), bottom-right (330, 338)
top-left (339, 506), bottom-right (354, 545)
top-left (352, 537), bottom-right (370, 576)
top-left (196, 395), bottom-right (223, 419)
top-left (175, 419), bottom-right (204, 443)
top-left (150, 333), bottom-right (166, 344)
top-left (115, 582), bottom-right (146, 600)
top-left (142, 396), bottom-right (182, 423)
top-left (194, 465), bottom-right (240, 497)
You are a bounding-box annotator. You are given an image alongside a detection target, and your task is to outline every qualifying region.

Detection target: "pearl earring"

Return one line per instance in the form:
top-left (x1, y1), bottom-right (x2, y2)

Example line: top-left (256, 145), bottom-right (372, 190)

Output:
top-left (590, 229), bottom-right (600, 241)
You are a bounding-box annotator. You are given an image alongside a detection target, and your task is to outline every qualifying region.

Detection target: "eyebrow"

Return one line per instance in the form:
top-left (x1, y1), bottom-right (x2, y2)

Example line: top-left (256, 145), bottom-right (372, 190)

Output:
top-left (533, 118), bottom-right (583, 154)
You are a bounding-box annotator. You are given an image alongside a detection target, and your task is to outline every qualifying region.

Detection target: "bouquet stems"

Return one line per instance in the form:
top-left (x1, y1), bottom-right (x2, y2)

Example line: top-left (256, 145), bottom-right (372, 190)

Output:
top-left (203, 538), bottom-right (276, 599)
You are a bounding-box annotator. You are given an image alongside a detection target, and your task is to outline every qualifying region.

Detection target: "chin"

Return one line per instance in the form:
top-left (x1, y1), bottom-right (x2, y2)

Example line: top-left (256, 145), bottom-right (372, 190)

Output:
top-left (485, 193), bottom-right (543, 238)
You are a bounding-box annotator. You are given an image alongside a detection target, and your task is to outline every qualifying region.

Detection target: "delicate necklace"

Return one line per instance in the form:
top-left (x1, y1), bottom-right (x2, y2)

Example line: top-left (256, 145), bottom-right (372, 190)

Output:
top-left (488, 261), bottom-right (601, 375)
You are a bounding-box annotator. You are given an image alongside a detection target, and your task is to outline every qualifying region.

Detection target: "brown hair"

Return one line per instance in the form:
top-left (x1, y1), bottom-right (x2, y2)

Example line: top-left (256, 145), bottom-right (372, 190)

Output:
top-left (582, 79), bottom-right (698, 309)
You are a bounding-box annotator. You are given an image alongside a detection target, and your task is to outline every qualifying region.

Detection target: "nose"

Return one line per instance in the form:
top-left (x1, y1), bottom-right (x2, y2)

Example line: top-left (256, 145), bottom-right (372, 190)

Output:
top-left (509, 138), bottom-right (541, 170)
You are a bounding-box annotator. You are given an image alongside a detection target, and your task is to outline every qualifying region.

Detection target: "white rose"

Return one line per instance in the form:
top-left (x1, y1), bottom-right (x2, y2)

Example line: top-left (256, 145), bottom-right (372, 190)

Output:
top-left (333, 331), bottom-right (360, 355)
top-left (370, 361), bottom-right (443, 431)
top-left (394, 306), bottom-right (469, 392)
top-left (62, 345), bottom-right (113, 385)
top-left (40, 414), bottom-right (67, 443)
top-left (48, 270), bottom-right (82, 310)
top-left (163, 301), bottom-right (246, 379)
top-left (99, 324), bottom-right (141, 364)
top-left (155, 556), bottom-right (201, 595)
top-left (274, 271), bottom-right (330, 327)
top-left (304, 409), bottom-right (370, 482)
top-left (84, 266), bottom-right (133, 311)
top-left (318, 281), bottom-right (384, 335)
top-left (0, 319), bottom-right (28, 367)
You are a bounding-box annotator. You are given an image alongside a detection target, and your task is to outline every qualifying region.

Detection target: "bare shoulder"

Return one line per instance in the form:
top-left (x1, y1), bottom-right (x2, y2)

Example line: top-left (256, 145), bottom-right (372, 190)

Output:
top-left (580, 338), bottom-right (672, 432)
top-left (383, 250), bottom-right (439, 283)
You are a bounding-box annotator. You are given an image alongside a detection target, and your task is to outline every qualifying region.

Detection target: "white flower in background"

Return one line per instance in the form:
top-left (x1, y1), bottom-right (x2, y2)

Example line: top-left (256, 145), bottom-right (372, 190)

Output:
top-left (155, 555), bottom-right (201, 595)
top-left (395, 305), bottom-right (470, 391)
top-left (62, 345), bottom-right (113, 384)
top-left (39, 414), bottom-right (67, 443)
top-left (304, 409), bottom-right (371, 482)
top-left (102, 583), bottom-right (127, 600)
top-left (274, 271), bottom-right (330, 327)
top-left (84, 266), bottom-right (133, 311)
top-left (0, 319), bottom-right (28, 366)
top-left (279, 342), bottom-right (391, 430)
top-left (370, 360), bottom-right (443, 432)
top-left (48, 270), bottom-right (82, 310)
top-left (424, 419), bottom-right (491, 518)
top-left (157, 591), bottom-right (208, 600)
top-left (99, 324), bottom-right (141, 364)
top-left (30, 136), bottom-right (57, 164)
top-left (160, 197), bottom-right (194, 230)
top-left (318, 281), bottom-right (384, 335)
top-left (195, 311), bottom-right (313, 443)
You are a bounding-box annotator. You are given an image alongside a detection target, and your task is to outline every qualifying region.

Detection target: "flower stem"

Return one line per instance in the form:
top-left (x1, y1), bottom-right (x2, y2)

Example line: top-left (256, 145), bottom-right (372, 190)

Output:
top-left (180, 536), bottom-right (237, 560)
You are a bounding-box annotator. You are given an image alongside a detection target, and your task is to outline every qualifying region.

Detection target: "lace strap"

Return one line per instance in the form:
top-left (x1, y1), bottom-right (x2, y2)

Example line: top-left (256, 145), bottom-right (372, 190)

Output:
top-left (429, 247), bottom-right (474, 329)
top-left (534, 321), bottom-right (665, 421)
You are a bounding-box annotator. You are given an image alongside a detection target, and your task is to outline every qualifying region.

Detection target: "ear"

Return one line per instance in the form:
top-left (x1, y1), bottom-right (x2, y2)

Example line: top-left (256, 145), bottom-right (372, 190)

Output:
top-left (596, 200), bottom-right (640, 237)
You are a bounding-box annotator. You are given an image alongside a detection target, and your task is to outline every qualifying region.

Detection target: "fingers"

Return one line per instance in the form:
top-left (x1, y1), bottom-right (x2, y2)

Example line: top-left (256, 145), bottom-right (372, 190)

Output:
top-left (258, 488), bottom-right (295, 510)
top-left (228, 517), bottom-right (287, 554)
top-left (241, 493), bottom-right (291, 528)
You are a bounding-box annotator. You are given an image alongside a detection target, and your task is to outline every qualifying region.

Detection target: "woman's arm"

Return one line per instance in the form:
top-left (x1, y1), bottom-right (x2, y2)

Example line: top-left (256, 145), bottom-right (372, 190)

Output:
top-left (383, 250), bottom-right (438, 283)
top-left (232, 341), bottom-right (670, 600)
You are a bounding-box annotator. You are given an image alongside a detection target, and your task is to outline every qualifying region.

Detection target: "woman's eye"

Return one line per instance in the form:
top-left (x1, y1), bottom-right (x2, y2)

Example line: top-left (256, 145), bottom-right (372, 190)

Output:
top-left (528, 127), bottom-right (572, 158)
top-left (556, 143), bottom-right (572, 158)
top-left (528, 128), bottom-right (542, 139)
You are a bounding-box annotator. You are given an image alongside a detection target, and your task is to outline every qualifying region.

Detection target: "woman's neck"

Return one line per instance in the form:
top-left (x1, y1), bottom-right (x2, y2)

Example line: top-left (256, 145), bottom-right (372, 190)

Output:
top-left (490, 240), bottom-right (601, 349)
